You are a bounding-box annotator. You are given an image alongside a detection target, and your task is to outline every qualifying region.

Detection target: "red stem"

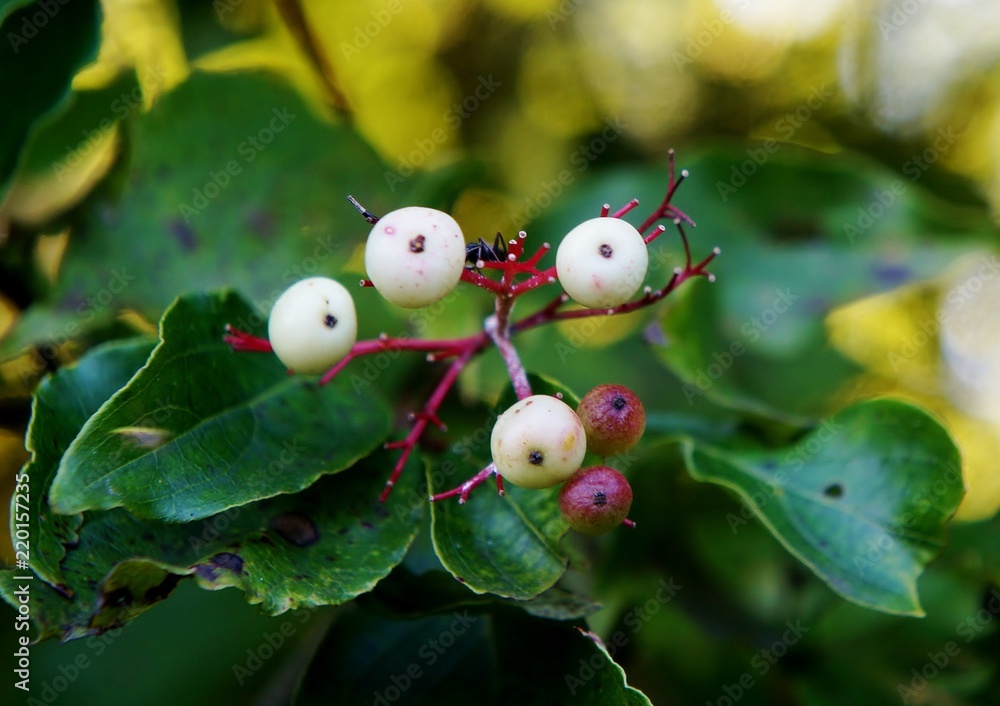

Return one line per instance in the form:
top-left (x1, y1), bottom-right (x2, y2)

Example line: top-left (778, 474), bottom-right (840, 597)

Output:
top-left (223, 326), bottom-right (273, 352)
top-left (636, 150), bottom-right (695, 234)
top-left (461, 268), bottom-right (506, 294)
top-left (429, 462), bottom-right (499, 503)
top-left (231, 155), bottom-right (715, 504)
top-left (378, 344), bottom-right (483, 502)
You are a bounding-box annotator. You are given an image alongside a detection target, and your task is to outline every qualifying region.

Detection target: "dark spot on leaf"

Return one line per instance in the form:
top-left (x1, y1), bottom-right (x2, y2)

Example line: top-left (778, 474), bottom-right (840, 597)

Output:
top-left (643, 321), bottom-right (667, 346)
top-left (245, 208), bottom-right (276, 238)
top-left (338, 527), bottom-right (349, 535)
top-left (195, 552), bottom-right (244, 581)
top-left (599, 243), bottom-right (613, 258)
top-left (144, 574), bottom-right (182, 603)
top-left (60, 290), bottom-right (88, 313)
top-left (374, 505), bottom-right (389, 519)
top-left (410, 234), bottom-right (426, 253)
top-left (271, 512), bottom-right (320, 547)
top-left (593, 491), bottom-right (607, 506)
top-left (167, 219), bottom-right (197, 252)
top-left (824, 484), bottom-right (844, 499)
top-left (361, 521), bottom-right (375, 530)
top-left (769, 217), bottom-right (820, 243)
top-left (324, 313), bottom-right (338, 328)
top-left (101, 586), bottom-right (134, 608)
top-left (529, 450), bottom-right (544, 465)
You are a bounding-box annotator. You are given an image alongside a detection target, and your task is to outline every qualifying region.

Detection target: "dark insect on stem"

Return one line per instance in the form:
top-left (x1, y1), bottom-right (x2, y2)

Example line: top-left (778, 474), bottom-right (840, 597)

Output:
top-left (465, 232), bottom-right (508, 271)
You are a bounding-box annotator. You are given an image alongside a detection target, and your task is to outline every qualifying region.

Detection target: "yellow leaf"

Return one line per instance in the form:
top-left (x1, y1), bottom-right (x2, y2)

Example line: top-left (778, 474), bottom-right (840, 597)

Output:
top-left (3, 128), bottom-right (118, 227)
top-left (826, 252), bottom-right (1000, 521)
top-left (826, 280), bottom-right (941, 394)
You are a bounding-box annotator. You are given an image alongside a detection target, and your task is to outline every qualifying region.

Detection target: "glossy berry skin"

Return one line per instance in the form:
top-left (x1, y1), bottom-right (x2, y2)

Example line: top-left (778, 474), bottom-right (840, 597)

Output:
top-left (555, 217), bottom-right (649, 308)
top-left (576, 384), bottom-right (646, 457)
top-left (364, 206), bottom-right (466, 308)
top-left (559, 466), bottom-right (633, 535)
top-left (490, 395), bottom-right (587, 489)
top-left (268, 277), bottom-right (358, 374)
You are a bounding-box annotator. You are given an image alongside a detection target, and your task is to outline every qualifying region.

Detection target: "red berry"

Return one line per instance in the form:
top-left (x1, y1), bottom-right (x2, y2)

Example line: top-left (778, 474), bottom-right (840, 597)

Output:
top-left (559, 466), bottom-right (633, 535)
top-left (576, 384), bottom-right (646, 457)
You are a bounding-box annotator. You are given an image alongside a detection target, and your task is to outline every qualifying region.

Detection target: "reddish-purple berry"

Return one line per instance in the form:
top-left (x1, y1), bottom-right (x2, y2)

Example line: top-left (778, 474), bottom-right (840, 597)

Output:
top-left (576, 384), bottom-right (646, 457)
top-left (559, 466), bottom-right (633, 535)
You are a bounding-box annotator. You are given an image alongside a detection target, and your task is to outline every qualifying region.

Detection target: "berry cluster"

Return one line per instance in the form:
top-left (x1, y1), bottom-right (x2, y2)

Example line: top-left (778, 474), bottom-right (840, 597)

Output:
top-left (225, 151), bottom-right (716, 534)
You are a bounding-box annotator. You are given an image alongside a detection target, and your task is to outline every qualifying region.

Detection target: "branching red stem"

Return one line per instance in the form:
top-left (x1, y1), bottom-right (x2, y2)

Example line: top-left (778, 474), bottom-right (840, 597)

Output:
top-left (229, 153), bottom-right (716, 504)
top-left (429, 462), bottom-right (500, 503)
top-left (636, 150), bottom-right (696, 234)
top-left (378, 344), bottom-right (483, 502)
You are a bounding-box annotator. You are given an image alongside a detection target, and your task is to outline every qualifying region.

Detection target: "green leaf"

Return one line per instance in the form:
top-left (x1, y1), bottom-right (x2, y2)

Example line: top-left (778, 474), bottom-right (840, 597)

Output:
top-left (427, 448), bottom-right (570, 600)
top-left (682, 398), bottom-right (963, 616)
top-left (653, 278), bottom-right (773, 416)
top-left (0, 0), bottom-right (101, 195)
top-left (491, 611), bottom-right (652, 706)
top-left (16, 337), bottom-right (155, 592)
top-left (1, 449), bottom-right (424, 641)
top-left (1, 69), bottom-right (396, 357)
top-left (292, 604), bottom-right (650, 706)
top-left (49, 290), bottom-right (391, 522)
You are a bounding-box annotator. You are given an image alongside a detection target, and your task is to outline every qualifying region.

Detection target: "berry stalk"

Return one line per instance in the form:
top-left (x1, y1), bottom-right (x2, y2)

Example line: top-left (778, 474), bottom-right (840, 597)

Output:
top-left (228, 152), bottom-right (717, 503)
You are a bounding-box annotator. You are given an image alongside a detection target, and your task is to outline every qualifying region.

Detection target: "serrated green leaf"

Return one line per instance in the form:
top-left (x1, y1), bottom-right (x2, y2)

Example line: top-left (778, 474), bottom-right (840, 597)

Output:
top-left (292, 604), bottom-right (650, 706)
top-left (427, 448), bottom-right (570, 600)
top-left (0, 0), bottom-right (101, 195)
top-left (49, 290), bottom-right (391, 522)
top-left (15, 337), bottom-right (155, 592)
top-left (682, 398), bottom-right (963, 616)
top-left (1, 449), bottom-right (423, 641)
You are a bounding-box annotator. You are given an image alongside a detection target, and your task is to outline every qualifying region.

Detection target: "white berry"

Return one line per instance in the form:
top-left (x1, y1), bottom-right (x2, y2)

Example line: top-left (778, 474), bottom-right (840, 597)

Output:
top-left (555, 217), bottom-right (649, 308)
top-left (364, 206), bottom-right (466, 308)
top-left (268, 277), bottom-right (357, 374)
top-left (490, 395), bottom-right (587, 489)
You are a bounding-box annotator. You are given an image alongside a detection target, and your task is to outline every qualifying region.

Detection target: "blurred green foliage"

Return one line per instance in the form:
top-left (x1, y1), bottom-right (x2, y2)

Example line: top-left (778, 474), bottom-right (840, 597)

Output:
top-left (2, 1), bottom-right (1000, 705)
